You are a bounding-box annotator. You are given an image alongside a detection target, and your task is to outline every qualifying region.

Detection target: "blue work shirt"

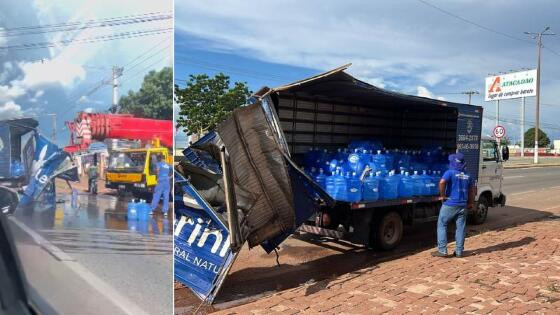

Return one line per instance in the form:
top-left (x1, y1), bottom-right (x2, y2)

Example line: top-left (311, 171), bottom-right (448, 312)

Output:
top-left (441, 169), bottom-right (474, 207)
top-left (156, 161), bottom-right (171, 183)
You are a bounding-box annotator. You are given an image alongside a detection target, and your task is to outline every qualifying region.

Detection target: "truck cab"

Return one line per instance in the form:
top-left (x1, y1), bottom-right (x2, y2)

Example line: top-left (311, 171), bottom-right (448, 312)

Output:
top-left (472, 137), bottom-right (507, 224)
top-left (105, 145), bottom-right (171, 196)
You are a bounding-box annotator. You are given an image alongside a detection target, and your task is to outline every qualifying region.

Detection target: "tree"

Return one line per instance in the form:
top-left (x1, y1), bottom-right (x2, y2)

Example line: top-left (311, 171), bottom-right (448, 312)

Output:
top-left (500, 136), bottom-right (511, 146)
top-left (175, 73), bottom-right (251, 137)
top-left (118, 67), bottom-right (172, 120)
top-left (524, 127), bottom-right (550, 148)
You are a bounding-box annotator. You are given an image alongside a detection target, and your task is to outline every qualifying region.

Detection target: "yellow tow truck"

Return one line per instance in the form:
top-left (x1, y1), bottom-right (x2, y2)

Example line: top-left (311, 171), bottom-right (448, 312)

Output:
top-left (105, 139), bottom-right (172, 196)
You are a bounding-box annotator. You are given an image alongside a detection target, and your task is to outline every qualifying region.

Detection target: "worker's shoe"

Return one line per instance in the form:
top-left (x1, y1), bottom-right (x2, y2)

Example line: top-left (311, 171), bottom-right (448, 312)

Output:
top-left (453, 251), bottom-right (463, 258)
top-left (163, 212), bottom-right (168, 218)
top-left (431, 251), bottom-right (449, 258)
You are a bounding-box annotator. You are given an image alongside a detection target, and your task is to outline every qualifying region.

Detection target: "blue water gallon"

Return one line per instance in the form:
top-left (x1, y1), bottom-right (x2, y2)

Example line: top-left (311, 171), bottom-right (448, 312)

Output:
top-left (10, 160), bottom-right (24, 178)
top-left (362, 172), bottom-right (380, 201)
top-left (347, 172), bottom-right (362, 202)
top-left (137, 200), bottom-right (150, 221)
top-left (420, 170), bottom-right (432, 196)
top-left (329, 159), bottom-right (339, 174)
top-left (127, 201), bottom-right (138, 220)
top-left (399, 172), bottom-right (414, 198)
top-left (315, 168), bottom-right (327, 189)
top-left (347, 149), bottom-right (362, 173)
top-left (333, 171), bottom-right (348, 201)
top-left (380, 171), bottom-right (399, 200)
top-left (326, 170), bottom-right (337, 198)
top-left (372, 150), bottom-right (387, 172)
top-left (411, 171), bottom-right (423, 196)
top-left (384, 150), bottom-right (395, 170)
top-left (359, 149), bottom-right (372, 164)
top-left (397, 150), bottom-right (410, 170)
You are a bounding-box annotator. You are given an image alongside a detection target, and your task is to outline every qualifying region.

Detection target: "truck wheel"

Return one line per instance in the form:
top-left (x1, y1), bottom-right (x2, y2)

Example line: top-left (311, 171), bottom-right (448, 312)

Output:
top-left (469, 195), bottom-right (488, 225)
top-left (374, 211), bottom-right (403, 250)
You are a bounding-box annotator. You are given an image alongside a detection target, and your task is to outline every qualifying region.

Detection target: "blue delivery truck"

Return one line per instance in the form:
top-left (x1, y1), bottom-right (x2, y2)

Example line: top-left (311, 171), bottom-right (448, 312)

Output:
top-left (174, 64), bottom-right (507, 303)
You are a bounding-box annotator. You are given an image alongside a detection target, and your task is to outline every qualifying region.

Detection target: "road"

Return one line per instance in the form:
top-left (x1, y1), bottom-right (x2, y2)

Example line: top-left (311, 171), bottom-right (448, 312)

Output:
top-left (502, 166), bottom-right (560, 195)
top-left (8, 190), bottom-right (173, 315)
top-left (174, 166), bottom-right (560, 313)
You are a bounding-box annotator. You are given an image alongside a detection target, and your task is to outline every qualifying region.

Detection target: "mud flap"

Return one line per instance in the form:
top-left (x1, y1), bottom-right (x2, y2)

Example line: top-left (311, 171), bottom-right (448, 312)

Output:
top-left (173, 171), bottom-right (238, 303)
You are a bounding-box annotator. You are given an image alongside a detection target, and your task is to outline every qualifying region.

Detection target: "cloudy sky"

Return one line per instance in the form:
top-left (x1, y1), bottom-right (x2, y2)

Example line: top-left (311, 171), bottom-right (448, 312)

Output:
top-left (0, 0), bottom-right (172, 145)
top-left (175, 0), bottom-right (560, 147)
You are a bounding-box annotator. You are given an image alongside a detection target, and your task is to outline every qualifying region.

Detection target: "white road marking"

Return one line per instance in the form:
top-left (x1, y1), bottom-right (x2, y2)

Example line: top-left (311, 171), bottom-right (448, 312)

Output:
top-left (504, 175), bottom-right (523, 179)
top-left (509, 190), bottom-right (536, 196)
top-left (9, 216), bottom-right (148, 315)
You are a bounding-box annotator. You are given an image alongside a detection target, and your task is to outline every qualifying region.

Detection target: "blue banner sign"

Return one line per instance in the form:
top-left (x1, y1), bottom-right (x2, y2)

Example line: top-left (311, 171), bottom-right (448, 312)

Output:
top-left (174, 171), bottom-right (236, 303)
top-left (20, 133), bottom-right (75, 206)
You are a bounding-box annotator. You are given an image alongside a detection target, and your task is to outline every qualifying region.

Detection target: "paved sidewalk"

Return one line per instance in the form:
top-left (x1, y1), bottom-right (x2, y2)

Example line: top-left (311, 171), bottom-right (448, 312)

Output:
top-left (216, 218), bottom-right (560, 314)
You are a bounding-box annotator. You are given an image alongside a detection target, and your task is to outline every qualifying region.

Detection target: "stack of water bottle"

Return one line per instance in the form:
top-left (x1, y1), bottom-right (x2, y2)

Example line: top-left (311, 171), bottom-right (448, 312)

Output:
top-left (303, 140), bottom-right (450, 202)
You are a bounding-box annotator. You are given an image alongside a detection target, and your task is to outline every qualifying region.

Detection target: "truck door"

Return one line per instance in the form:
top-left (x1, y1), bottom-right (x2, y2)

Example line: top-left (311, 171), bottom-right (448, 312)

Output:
top-left (479, 139), bottom-right (502, 199)
top-left (147, 152), bottom-right (158, 187)
top-left (174, 171), bottom-right (238, 303)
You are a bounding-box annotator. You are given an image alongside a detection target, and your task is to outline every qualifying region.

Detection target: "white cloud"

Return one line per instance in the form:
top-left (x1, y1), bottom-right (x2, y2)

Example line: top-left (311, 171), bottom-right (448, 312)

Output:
top-left (0, 101), bottom-right (23, 118)
top-left (15, 59), bottom-right (86, 89)
top-left (0, 84), bottom-right (25, 103)
top-left (29, 90), bottom-right (45, 103)
top-left (417, 86), bottom-right (434, 98)
top-left (416, 86), bottom-right (446, 101)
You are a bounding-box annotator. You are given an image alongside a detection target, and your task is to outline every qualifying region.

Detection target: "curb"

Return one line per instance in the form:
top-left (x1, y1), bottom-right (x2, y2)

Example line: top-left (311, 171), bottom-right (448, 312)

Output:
top-left (504, 163), bottom-right (560, 169)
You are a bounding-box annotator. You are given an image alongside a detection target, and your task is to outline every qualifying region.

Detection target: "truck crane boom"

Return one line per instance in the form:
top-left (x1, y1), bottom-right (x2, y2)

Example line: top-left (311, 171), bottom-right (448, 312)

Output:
top-left (64, 112), bottom-right (172, 153)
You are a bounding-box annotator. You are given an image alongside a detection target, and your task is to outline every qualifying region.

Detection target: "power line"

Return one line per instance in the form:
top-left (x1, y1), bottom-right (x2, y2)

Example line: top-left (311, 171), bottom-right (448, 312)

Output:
top-left (416, 0), bottom-right (560, 59)
top-left (0, 27), bottom-right (172, 50)
top-left (120, 55), bottom-right (171, 89)
top-left (416, 0), bottom-right (531, 44)
top-left (122, 36), bottom-right (169, 69)
top-left (123, 42), bottom-right (171, 74)
top-left (0, 12), bottom-right (172, 37)
top-left (177, 57), bottom-right (291, 80)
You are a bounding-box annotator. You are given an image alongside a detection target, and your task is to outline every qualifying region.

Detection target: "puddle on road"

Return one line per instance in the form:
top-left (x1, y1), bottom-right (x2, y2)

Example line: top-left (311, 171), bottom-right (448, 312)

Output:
top-left (15, 193), bottom-right (173, 236)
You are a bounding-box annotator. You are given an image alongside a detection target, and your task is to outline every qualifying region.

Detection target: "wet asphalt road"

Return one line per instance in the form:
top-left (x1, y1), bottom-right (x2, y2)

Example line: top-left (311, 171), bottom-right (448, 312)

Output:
top-left (9, 192), bottom-right (173, 315)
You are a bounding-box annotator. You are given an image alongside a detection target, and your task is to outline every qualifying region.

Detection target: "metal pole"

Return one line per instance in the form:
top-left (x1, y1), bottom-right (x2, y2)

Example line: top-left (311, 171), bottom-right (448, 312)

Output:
top-left (111, 66), bottom-right (123, 113)
top-left (534, 35), bottom-right (542, 164)
top-left (497, 100), bottom-right (500, 126)
top-left (521, 97), bottom-right (525, 157)
top-left (52, 114), bottom-right (56, 143)
top-left (112, 66), bottom-right (119, 109)
top-left (526, 27), bottom-right (555, 163)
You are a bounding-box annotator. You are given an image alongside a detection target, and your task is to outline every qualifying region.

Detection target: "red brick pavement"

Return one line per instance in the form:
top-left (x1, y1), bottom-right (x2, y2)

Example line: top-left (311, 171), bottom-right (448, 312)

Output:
top-left (214, 218), bottom-right (560, 314)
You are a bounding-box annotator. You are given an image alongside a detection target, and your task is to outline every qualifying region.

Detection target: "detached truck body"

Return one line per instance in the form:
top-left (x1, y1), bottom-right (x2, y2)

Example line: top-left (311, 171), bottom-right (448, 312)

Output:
top-left (174, 65), bottom-right (506, 303)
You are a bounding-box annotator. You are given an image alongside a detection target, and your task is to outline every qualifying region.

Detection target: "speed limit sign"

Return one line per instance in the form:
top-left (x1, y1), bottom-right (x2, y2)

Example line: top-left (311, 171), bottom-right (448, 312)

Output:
top-left (493, 125), bottom-right (506, 139)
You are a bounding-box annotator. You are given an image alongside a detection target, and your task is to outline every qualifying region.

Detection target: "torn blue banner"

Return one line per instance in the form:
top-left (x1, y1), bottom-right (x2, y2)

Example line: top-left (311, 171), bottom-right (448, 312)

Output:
top-left (20, 133), bottom-right (77, 207)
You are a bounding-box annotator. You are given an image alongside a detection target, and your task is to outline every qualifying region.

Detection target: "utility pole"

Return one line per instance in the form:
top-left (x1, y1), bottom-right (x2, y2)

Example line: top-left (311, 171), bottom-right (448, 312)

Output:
top-left (525, 27), bottom-right (555, 164)
top-left (521, 97), bottom-right (525, 157)
top-left (46, 113), bottom-right (56, 142)
top-left (461, 90), bottom-right (479, 104)
top-left (111, 66), bottom-right (124, 113)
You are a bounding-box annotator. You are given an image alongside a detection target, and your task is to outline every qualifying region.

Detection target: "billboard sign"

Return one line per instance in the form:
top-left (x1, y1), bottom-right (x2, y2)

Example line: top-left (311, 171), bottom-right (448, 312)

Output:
top-left (485, 69), bottom-right (537, 101)
top-left (173, 171), bottom-right (237, 303)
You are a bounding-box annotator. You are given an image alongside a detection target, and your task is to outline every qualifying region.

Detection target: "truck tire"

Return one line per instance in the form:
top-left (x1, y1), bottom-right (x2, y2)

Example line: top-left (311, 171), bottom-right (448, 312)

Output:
top-left (469, 195), bottom-right (489, 225)
top-left (374, 211), bottom-right (403, 250)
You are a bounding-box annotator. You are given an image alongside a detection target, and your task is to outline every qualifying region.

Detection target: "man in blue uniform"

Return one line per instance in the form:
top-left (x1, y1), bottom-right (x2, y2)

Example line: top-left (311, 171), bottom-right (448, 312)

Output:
top-left (432, 152), bottom-right (476, 258)
top-left (151, 155), bottom-right (171, 217)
